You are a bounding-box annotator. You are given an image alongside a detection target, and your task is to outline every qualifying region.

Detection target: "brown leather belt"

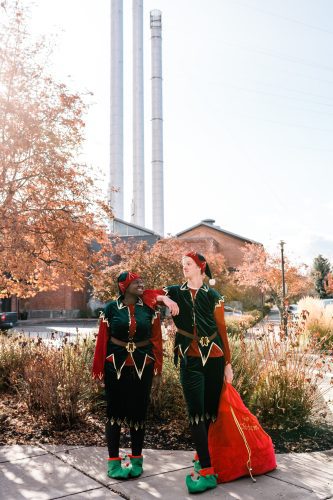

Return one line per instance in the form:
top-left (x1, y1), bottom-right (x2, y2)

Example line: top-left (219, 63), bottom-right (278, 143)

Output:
top-left (110, 336), bottom-right (151, 353)
top-left (176, 329), bottom-right (217, 347)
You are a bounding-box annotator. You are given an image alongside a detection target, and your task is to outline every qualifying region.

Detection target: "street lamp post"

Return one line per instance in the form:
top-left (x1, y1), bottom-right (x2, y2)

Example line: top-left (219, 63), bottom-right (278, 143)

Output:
top-left (280, 240), bottom-right (287, 335)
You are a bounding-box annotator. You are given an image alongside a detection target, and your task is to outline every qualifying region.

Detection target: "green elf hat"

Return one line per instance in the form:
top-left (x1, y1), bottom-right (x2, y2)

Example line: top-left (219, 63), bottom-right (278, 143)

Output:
top-left (185, 252), bottom-right (216, 286)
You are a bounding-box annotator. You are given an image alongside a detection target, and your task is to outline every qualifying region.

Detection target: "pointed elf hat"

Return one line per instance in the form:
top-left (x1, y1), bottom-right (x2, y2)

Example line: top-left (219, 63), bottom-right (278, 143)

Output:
top-left (185, 252), bottom-right (216, 286)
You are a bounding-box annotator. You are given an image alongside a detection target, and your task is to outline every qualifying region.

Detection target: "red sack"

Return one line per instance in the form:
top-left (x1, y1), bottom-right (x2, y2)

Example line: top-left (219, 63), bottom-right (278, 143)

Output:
top-left (208, 383), bottom-right (277, 483)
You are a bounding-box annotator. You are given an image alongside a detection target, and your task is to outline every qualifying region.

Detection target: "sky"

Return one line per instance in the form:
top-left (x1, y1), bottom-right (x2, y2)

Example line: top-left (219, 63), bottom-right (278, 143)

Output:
top-left (27, 0), bottom-right (333, 264)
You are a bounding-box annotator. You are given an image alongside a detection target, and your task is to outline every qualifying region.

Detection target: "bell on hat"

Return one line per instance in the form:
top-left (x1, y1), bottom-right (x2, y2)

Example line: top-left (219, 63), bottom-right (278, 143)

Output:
top-left (204, 261), bottom-right (216, 286)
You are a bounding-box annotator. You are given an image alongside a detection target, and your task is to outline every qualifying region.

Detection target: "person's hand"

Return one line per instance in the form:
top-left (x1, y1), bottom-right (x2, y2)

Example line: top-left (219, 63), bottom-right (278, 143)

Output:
top-left (224, 363), bottom-right (233, 384)
top-left (161, 296), bottom-right (179, 316)
top-left (95, 377), bottom-right (105, 389)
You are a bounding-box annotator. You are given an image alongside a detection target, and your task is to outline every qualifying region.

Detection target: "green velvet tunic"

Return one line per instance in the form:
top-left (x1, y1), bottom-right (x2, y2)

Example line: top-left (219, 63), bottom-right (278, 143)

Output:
top-left (102, 296), bottom-right (157, 379)
top-left (163, 282), bottom-right (225, 365)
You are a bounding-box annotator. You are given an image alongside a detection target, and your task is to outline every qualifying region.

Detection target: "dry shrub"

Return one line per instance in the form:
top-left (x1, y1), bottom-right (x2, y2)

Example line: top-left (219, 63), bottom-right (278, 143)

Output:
top-left (231, 322), bottom-right (332, 430)
top-left (17, 335), bottom-right (98, 428)
top-left (297, 296), bottom-right (333, 350)
top-left (226, 313), bottom-right (259, 338)
top-left (229, 335), bottom-right (259, 405)
top-left (0, 334), bottom-right (37, 391)
top-left (155, 317), bottom-right (332, 431)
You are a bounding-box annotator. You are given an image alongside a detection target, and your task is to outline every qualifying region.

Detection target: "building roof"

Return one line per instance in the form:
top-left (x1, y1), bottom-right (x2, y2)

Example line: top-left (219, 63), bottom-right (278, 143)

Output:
top-left (176, 219), bottom-right (261, 245)
top-left (111, 218), bottom-right (160, 237)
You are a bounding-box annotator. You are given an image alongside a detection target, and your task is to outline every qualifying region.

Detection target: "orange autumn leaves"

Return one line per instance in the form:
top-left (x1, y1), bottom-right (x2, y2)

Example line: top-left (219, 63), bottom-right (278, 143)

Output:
top-left (236, 243), bottom-right (311, 313)
top-left (92, 238), bottom-right (227, 301)
top-left (0, 2), bottom-right (111, 297)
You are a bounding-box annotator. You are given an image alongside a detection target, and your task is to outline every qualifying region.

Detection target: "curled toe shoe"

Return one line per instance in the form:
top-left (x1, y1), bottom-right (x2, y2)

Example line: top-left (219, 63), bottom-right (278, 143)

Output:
top-left (129, 455), bottom-right (144, 478)
top-left (186, 467), bottom-right (218, 494)
top-left (107, 457), bottom-right (131, 479)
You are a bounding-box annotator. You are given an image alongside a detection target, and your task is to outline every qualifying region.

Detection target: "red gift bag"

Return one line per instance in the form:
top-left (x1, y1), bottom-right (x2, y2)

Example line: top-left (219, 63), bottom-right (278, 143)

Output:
top-left (208, 383), bottom-right (277, 483)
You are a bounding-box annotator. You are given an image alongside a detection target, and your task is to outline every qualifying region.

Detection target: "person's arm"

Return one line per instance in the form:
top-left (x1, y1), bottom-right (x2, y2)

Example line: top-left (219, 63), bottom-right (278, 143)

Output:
top-left (142, 289), bottom-right (164, 309)
top-left (214, 302), bottom-right (233, 383)
top-left (156, 287), bottom-right (179, 316)
top-left (150, 312), bottom-right (163, 376)
top-left (143, 288), bottom-right (179, 316)
top-left (214, 302), bottom-right (231, 364)
top-left (92, 313), bottom-right (109, 380)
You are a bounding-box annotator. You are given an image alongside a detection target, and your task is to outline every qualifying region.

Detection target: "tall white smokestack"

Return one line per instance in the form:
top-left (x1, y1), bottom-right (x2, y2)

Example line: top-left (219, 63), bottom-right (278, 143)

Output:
top-left (150, 9), bottom-right (164, 235)
top-left (110, 0), bottom-right (124, 219)
top-left (131, 0), bottom-right (145, 226)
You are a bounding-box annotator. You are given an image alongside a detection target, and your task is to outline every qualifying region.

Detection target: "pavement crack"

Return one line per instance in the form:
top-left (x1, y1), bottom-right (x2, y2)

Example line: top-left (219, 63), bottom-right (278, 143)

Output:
top-left (107, 487), bottom-right (130, 499)
top-left (265, 473), bottom-right (314, 492)
top-left (41, 447), bottom-right (113, 491)
top-left (50, 487), bottom-right (106, 499)
top-left (0, 452), bottom-right (49, 464)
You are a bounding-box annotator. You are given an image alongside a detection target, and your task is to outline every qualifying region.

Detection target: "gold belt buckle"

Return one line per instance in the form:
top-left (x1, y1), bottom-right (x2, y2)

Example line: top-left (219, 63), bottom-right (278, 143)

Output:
top-left (126, 341), bottom-right (136, 353)
top-left (199, 336), bottom-right (210, 347)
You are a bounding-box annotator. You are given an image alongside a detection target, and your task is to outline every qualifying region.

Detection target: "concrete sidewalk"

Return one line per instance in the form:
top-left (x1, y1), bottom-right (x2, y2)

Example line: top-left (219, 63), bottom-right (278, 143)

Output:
top-left (0, 446), bottom-right (332, 500)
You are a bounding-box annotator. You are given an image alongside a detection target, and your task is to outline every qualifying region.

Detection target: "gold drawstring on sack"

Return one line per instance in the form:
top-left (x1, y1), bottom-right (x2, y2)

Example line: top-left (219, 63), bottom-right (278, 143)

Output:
top-left (230, 406), bottom-right (257, 483)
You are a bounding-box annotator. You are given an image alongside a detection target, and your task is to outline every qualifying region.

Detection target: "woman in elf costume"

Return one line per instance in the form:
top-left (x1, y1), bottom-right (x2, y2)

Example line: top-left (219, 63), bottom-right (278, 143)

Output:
top-left (92, 271), bottom-right (175, 479)
top-left (158, 252), bottom-right (233, 494)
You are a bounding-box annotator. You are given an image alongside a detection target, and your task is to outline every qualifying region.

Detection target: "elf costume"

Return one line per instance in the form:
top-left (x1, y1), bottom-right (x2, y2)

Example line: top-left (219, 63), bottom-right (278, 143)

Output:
top-left (92, 272), bottom-right (162, 480)
top-left (161, 252), bottom-right (231, 494)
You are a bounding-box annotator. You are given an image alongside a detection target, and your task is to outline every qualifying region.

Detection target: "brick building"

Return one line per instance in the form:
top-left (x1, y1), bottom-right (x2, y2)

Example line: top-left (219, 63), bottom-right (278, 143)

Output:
top-left (18, 285), bottom-right (88, 319)
top-left (176, 219), bottom-right (261, 270)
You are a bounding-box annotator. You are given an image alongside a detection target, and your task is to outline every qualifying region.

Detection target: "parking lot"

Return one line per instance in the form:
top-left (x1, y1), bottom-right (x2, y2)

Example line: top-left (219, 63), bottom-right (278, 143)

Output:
top-left (9, 319), bottom-right (98, 339)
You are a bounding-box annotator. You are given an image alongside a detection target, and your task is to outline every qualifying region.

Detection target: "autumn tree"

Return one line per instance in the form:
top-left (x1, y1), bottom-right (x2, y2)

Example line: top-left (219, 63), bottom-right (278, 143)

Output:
top-left (235, 244), bottom-right (311, 322)
top-left (0, 2), bottom-right (111, 297)
top-left (92, 238), bottom-right (227, 302)
top-left (311, 255), bottom-right (331, 299)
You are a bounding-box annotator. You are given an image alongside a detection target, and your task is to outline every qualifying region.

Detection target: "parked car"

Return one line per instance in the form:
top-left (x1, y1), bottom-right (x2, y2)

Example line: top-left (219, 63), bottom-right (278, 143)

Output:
top-left (287, 304), bottom-right (299, 319)
top-left (321, 298), bottom-right (333, 308)
top-left (0, 312), bottom-right (18, 330)
top-left (224, 306), bottom-right (243, 317)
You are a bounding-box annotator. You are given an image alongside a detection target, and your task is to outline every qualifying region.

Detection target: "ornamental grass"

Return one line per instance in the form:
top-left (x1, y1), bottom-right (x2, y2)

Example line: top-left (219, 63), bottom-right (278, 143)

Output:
top-left (20, 336), bottom-right (99, 427)
top-left (231, 319), bottom-right (332, 430)
top-left (1, 316), bottom-right (331, 432)
top-left (1, 332), bottom-right (99, 428)
top-left (152, 316), bottom-right (332, 430)
top-left (0, 333), bottom-right (37, 390)
top-left (149, 325), bottom-right (187, 422)
top-left (297, 296), bottom-right (333, 351)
